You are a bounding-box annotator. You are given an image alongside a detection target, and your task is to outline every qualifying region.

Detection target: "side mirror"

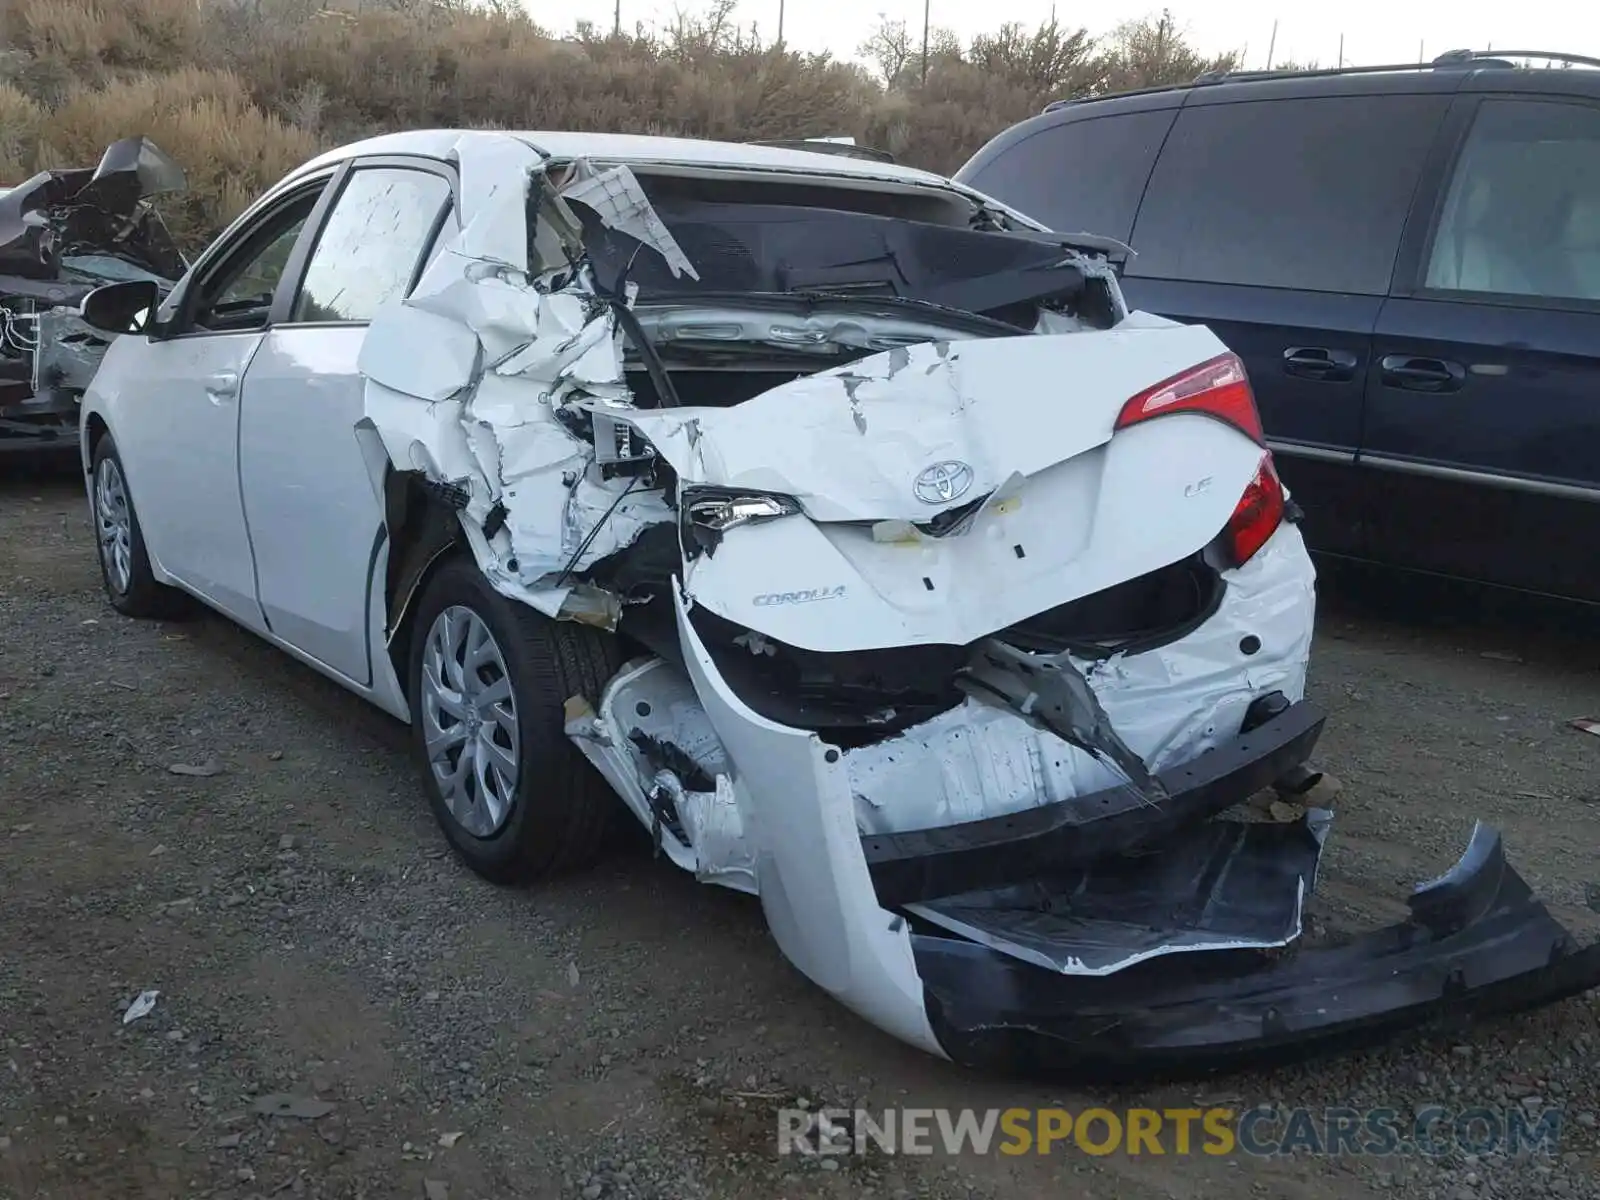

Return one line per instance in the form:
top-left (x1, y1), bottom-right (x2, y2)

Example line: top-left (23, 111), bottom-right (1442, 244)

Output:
top-left (80, 279), bottom-right (161, 337)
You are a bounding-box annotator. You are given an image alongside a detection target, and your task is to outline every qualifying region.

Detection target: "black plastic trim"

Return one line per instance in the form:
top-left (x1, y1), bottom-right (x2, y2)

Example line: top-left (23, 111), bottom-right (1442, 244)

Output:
top-left (915, 823), bottom-right (1600, 1080)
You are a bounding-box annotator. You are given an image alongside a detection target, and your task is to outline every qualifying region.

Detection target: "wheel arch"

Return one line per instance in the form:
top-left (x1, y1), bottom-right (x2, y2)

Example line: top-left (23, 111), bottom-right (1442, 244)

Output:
top-left (380, 465), bottom-right (473, 701)
top-left (82, 411), bottom-right (111, 475)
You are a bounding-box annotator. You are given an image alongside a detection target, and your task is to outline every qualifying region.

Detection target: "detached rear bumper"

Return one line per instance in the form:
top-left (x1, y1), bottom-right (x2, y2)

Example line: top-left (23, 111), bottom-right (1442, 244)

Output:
top-left (913, 822), bottom-right (1600, 1080)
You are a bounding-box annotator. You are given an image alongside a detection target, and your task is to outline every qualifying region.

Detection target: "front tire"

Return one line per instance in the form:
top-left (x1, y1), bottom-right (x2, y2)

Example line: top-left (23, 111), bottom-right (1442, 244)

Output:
top-left (90, 435), bottom-right (186, 619)
top-left (408, 557), bottom-right (626, 883)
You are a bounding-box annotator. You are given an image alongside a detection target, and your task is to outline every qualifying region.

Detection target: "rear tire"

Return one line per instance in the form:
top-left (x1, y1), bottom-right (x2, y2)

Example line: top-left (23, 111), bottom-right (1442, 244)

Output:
top-left (408, 556), bottom-right (627, 883)
top-left (89, 435), bottom-right (188, 619)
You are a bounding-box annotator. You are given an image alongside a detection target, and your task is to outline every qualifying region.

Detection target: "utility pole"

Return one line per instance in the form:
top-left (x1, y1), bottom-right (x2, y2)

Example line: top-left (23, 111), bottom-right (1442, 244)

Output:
top-left (777, 0), bottom-right (784, 43)
top-left (921, 0), bottom-right (930, 86)
top-left (1418, 39), bottom-right (1425, 64)
top-left (613, 0), bottom-right (620, 36)
top-left (1265, 19), bottom-right (1277, 70)
top-left (1338, 33), bottom-right (1344, 67)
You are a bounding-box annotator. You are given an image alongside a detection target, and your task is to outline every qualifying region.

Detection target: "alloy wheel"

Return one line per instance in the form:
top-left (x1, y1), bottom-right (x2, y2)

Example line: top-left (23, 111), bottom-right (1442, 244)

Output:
top-left (420, 605), bottom-right (521, 837)
top-left (94, 455), bottom-right (133, 596)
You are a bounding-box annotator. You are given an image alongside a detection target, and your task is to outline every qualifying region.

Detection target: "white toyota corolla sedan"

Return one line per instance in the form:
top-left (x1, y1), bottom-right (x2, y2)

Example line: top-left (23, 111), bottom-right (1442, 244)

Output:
top-left (76, 130), bottom-right (1600, 1077)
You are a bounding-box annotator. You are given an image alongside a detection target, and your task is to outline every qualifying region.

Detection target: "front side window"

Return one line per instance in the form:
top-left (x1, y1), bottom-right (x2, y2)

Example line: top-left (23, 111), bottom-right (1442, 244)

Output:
top-left (1424, 99), bottom-right (1600, 303)
top-left (214, 221), bottom-right (306, 313)
top-left (192, 192), bottom-right (319, 332)
top-left (291, 168), bottom-right (451, 323)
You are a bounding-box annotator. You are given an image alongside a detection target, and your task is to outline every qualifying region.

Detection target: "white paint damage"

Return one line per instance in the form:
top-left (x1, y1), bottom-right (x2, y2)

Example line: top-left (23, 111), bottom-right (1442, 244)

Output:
top-left (358, 134), bottom-right (691, 627)
top-left (354, 132), bottom-right (1321, 1047)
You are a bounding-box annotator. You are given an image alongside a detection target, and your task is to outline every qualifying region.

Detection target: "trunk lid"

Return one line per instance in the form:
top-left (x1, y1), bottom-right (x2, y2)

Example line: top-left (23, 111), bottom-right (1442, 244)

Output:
top-left (623, 322), bottom-right (1244, 523)
top-left (620, 323), bottom-right (1268, 653)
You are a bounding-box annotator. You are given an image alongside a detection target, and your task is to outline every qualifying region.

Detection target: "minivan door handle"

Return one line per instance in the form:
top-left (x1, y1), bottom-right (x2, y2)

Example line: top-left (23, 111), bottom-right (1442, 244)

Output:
top-left (1283, 346), bottom-right (1358, 381)
top-left (1379, 355), bottom-right (1465, 392)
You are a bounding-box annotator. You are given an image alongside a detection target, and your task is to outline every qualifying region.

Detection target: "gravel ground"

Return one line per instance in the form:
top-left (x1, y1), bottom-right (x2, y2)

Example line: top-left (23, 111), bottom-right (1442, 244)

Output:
top-left (3, 459), bottom-right (1599, 1200)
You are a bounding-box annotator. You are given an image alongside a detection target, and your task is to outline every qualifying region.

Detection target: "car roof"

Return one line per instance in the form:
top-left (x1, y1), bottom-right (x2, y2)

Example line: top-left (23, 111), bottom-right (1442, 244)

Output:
top-left (956, 52), bottom-right (1600, 183)
top-left (294, 129), bottom-right (956, 189)
top-left (1041, 51), bottom-right (1600, 116)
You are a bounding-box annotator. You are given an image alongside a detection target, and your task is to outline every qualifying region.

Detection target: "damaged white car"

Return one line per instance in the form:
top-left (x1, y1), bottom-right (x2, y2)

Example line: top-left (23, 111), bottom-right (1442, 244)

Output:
top-left (78, 131), bottom-right (1600, 1077)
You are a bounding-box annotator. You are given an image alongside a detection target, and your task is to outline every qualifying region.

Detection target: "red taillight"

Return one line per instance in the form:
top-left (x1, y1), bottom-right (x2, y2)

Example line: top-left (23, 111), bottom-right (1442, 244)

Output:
top-left (1114, 352), bottom-right (1264, 444)
top-left (1225, 456), bottom-right (1286, 566)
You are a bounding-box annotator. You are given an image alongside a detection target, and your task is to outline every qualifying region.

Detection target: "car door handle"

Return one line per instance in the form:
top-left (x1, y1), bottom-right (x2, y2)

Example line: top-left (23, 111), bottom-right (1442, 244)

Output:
top-left (1283, 346), bottom-right (1359, 381)
top-left (1379, 355), bottom-right (1465, 392)
top-left (205, 371), bottom-right (239, 401)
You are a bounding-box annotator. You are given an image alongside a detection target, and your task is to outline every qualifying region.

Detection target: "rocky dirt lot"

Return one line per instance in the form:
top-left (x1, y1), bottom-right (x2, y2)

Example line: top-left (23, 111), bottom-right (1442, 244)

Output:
top-left (3, 459), bottom-right (1599, 1200)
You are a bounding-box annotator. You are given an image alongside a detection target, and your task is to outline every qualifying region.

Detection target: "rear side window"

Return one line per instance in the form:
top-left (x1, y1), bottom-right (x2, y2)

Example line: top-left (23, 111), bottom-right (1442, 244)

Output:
top-left (291, 167), bottom-right (452, 323)
top-left (958, 110), bottom-right (1177, 242)
top-left (1127, 94), bottom-right (1449, 294)
top-left (1424, 99), bottom-right (1600, 304)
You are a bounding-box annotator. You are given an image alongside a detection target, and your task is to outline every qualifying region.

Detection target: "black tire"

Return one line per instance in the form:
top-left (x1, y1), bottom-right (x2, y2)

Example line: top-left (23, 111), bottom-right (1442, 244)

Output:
top-left (408, 555), bottom-right (627, 884)
top-left (89, 435), bottom-right (188, 619)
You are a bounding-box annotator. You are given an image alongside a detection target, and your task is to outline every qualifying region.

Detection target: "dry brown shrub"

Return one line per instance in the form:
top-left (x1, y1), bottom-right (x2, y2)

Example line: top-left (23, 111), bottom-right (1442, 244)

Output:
top-left (0, 1), bottom-right (1242, 248)
top-left (2, 0), bottom-right (202, 77)
top-left (871, 62), bottom-right (1047, 174)
top-left (0, 81), bottom-right (46, 183)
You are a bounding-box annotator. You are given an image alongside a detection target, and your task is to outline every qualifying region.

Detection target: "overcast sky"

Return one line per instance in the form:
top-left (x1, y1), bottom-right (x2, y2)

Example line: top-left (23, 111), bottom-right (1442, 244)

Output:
top-left (543, 0), bottom-right (1598, 72)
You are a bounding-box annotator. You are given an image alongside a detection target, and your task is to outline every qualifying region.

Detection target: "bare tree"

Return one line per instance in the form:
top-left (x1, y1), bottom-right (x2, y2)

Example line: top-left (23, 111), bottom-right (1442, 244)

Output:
top-left (858, 15), bottom-right (914, 85)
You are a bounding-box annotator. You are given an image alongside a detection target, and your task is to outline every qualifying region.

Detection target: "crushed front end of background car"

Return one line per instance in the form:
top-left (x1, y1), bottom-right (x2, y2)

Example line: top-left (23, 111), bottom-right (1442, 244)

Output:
top-left (0, 135), bottom-right (186, 454)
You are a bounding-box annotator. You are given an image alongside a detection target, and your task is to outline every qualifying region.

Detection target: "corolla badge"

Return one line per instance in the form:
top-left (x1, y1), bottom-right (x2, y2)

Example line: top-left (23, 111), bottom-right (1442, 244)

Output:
top-left (913, 460), bottom-right (975, 505)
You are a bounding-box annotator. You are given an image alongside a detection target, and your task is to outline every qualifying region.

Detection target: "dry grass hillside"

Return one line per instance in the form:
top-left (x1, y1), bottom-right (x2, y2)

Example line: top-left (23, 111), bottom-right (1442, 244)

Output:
top-left (0, 0), bottom-right (1235, 249)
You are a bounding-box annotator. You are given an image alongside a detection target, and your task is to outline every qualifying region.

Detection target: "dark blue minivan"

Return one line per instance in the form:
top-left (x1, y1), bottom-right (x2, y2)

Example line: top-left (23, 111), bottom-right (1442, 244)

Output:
top-left (957, 50), bottom-right (1600, 604)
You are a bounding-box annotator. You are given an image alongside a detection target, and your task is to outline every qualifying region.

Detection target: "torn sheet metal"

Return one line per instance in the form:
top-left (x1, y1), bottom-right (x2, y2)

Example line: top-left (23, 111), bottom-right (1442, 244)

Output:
top-left (357, 135), bottom-right (696, 626)
top-left (556, 160), bottom-right (698, 281)
top-left (844, 526), bottom-right (1313, 834)
top-left (906, 811), bottom-right (1333, 976)
top-left (958, 636), bottom-right (1168, 804)
top-left (564, 655), bottom-right (757, 889)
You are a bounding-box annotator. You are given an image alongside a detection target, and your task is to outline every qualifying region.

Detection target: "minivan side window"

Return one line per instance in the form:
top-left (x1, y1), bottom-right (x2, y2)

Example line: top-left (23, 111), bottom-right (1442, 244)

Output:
top-left (958, 110), bottom-right (1178, 242)
top-left (1127, 94), bottom-right (1449, 294)
top-left (291, 167), bottom-right (452, 323)
top-left (1424, 99), bottom-right (1600, 304)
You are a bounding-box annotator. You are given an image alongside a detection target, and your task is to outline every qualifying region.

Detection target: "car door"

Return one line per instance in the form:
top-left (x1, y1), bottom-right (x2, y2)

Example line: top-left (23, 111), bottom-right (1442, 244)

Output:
top-left (108, 174), bottom-right (335, 625)
top-left (1363, 93), bottom-right (1600, 602)
top-left (237, 160), bottom-right (455, 685)
top-left (1118, 89), bottom-right (1453, 562)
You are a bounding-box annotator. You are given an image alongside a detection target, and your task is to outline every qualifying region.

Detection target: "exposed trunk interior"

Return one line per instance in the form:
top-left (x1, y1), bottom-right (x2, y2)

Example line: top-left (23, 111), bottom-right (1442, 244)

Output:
top-left (623, 365), bottom-right (821, 410)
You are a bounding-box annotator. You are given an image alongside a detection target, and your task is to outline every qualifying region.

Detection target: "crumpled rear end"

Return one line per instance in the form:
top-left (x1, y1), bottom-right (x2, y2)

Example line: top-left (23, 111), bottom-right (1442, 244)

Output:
top-left (347, 132), bottom-right (1600, 1078)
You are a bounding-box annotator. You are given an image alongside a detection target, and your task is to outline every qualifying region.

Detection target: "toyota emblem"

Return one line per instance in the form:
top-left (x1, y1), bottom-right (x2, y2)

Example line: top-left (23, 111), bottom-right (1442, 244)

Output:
top-left (913, 460), bottom-right (975, 505)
